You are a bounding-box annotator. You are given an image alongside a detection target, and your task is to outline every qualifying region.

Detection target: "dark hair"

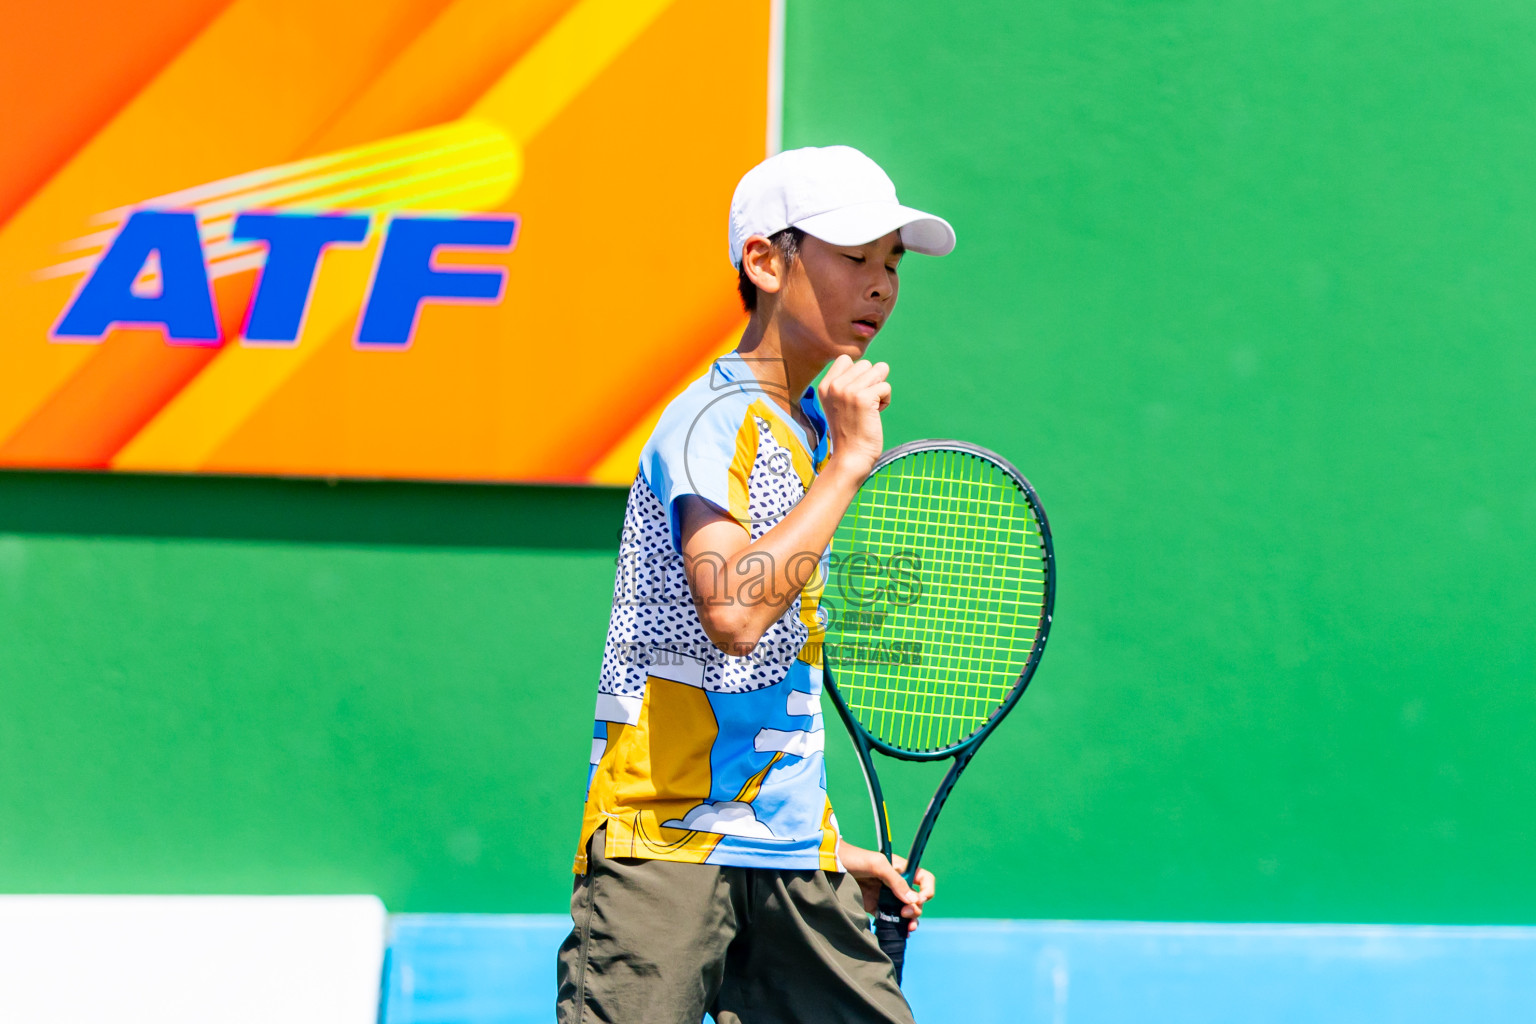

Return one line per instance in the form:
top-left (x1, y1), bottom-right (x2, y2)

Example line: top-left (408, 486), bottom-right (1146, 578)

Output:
top-left (736, 227), bottom-right (804, 312)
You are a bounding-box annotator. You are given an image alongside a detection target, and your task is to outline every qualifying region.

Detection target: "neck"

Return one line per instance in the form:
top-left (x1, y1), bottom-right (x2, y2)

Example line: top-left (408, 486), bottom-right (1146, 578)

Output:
top-left (733, 312), bottom-right (823, 413)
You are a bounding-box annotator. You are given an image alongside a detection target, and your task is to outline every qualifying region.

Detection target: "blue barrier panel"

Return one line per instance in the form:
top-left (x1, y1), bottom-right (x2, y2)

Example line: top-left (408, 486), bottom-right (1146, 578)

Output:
top-left (383, 915), bottom-right (1536, 1024)
top-left (382, 915), bottom-right (569, 1024)
top-left (899, 920), bottom-right (1536, 1023)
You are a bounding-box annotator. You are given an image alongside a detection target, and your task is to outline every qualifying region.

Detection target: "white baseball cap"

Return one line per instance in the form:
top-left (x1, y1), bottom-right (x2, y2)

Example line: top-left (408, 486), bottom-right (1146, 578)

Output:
top-left (727, 145), bottom-right (956, 268)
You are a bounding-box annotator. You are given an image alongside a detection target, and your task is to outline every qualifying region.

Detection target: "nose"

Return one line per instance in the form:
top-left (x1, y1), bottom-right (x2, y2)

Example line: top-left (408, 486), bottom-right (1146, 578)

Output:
top-left (867, 267), bottom-right (895, 302)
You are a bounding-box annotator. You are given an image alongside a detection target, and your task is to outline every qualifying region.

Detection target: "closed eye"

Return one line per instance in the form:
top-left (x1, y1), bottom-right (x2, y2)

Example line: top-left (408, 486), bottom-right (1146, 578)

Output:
top-left (845, 254), bottom-right (866, 264)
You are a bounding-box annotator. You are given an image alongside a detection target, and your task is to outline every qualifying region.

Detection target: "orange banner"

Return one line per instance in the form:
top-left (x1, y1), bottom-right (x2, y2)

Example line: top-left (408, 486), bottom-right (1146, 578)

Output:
top-left (0, 0), bottom-right (771, 484)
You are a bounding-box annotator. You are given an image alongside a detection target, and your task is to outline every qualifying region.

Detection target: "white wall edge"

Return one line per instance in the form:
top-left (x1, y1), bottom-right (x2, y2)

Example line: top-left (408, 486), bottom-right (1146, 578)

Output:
top-left (767, 0), bottom-right (786, 155)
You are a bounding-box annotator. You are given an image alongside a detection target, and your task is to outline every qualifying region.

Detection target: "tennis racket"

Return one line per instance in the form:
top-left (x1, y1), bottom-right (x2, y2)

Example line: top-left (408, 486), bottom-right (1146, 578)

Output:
top-left (822, 439), bottom-right (1056, 983)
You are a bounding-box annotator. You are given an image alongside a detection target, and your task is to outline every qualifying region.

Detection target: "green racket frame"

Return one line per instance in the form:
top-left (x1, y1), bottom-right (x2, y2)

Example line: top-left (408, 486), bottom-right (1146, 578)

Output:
top-left (822, 439), bottom-right (1056, 983)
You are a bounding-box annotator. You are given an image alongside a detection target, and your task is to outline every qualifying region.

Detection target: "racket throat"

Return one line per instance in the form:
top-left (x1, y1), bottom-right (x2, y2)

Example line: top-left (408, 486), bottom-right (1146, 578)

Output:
top-left (901, 747), bottom-right (975, 882)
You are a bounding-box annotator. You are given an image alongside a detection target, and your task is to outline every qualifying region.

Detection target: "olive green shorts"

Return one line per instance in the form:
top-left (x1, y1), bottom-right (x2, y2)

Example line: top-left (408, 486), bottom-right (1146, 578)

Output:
top-left (556, 828), bottom-right (916, 1024)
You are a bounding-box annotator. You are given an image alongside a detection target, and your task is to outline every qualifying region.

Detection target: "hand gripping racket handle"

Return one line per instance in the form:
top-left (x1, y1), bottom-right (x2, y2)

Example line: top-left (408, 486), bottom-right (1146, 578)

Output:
top-left (874, 885), bottom-right (911, 984)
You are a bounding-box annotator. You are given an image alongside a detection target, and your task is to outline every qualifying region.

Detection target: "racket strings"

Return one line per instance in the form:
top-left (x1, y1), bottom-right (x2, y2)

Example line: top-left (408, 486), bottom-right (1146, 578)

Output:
top-left (828, 448), bottom-right (1048, 752)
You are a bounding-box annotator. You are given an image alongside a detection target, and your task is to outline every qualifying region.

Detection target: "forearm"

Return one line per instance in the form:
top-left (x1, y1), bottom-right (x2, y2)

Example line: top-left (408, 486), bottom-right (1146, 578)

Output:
top-left (683, 353), bottom-right (892, 654)
top-left (685, 455), bottom-right (866, 652)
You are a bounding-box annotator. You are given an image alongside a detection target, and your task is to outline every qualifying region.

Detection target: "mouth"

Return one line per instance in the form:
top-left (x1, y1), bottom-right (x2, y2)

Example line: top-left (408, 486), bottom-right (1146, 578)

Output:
top-left (852, 317), bottom-right (880, 338)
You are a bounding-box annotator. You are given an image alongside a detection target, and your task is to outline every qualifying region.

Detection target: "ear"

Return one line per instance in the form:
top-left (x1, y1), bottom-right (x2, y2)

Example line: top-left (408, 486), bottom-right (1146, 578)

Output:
top-left (741, 235), bottom-right (786, 297)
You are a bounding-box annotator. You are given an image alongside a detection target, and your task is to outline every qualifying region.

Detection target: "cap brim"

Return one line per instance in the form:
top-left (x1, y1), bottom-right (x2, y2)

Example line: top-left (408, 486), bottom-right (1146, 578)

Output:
top-left (792, 202), bottom-right (956, 257)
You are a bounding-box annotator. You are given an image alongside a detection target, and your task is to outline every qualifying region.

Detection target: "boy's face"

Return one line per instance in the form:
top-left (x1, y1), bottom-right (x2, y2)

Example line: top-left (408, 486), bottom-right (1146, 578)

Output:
top-left (779, 231), bottom-right (904, 361)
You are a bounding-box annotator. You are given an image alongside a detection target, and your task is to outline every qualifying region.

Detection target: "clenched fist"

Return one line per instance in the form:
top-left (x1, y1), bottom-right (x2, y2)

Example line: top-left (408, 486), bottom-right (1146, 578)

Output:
top-left (818, 355), bottom-right (892, 482)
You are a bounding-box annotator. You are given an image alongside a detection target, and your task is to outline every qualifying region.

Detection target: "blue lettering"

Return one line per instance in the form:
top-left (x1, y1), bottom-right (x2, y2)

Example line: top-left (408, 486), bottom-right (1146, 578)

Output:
top-left (233, 212), bottom-right (370, 342)
top-left (54, 210), bottom-right (219, 343)
top-left (355, 216), bottom-right (519, 346)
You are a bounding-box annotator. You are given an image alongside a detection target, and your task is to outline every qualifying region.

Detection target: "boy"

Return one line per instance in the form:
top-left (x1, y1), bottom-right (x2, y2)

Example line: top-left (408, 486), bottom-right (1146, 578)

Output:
top-left (558, 145), bottom-right (955, 1024)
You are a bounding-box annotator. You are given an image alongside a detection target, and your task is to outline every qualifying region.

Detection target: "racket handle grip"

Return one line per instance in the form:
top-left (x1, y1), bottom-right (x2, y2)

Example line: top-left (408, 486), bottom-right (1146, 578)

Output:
top-left (874, 886), bottom-right (911, 985)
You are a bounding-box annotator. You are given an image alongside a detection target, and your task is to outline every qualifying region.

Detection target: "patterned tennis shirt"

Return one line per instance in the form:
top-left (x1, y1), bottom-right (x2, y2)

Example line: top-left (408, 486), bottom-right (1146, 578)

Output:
top-left (574, 351), bottom-right (841, 873)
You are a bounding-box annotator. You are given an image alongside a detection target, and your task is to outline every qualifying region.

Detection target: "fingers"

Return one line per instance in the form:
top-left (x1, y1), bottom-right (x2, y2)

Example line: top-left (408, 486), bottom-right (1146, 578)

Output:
top-left (819, 360), bottom-right (890, 409)
top-left (879, 869), bottom-right (926, 923)
top-left (821, 358), bottom-right (888, 391)
top-left (884, 856), bottom-right (933, 922)
top-left (820, 353), bottom-right (855, 387)
top-left (818, 358), bottom-right (890, 475)
top-left (884, 865), bottom-right (915, 901)
top-left (842, 360), bottom-right (889, 390)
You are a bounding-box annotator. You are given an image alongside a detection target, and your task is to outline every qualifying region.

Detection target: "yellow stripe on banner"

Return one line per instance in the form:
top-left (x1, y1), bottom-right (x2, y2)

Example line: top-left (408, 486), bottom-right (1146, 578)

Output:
top-left (111, 0), bottom-right (680, 473)
top-left (470, 0), bottom-right (678, 141)
top-left (112, 235), bottom-right (381, 471)
top-left (584, 320), bottom-right (745, 485)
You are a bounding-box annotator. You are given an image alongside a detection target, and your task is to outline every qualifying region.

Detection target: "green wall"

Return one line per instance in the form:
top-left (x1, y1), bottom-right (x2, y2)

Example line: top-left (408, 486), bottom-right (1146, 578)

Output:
top-left (0, 474), bottom-right (621, 909)
top-left (789, 0), bottom-right (1536, 923)
top-left (4, 0), bottom-right (1536, 922)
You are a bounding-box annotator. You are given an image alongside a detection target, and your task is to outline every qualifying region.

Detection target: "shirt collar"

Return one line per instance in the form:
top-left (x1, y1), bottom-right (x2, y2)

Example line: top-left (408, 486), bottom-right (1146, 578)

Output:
top-left (713, 351), bottom-right (824, 458)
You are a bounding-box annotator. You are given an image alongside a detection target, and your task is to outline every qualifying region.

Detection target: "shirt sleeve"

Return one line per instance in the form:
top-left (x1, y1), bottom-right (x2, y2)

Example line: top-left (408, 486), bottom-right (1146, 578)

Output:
top-left (641, 392), bottom-right (757, 552)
